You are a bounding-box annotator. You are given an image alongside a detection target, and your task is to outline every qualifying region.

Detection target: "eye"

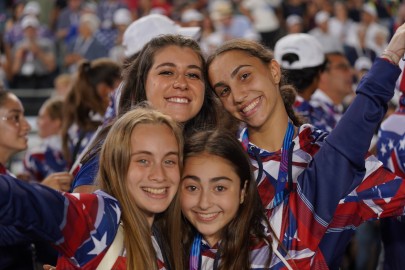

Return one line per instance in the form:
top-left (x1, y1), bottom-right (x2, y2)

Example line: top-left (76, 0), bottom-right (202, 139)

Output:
top-left (215, 186), bottom-right (227, 192)
top-left (137, 159), bottom-right (149, 165)
top-left (164, 159), bottom-right (178, 166)
top-left (159, 70), bottom-right (174, 76)
top-left (185, 185), bottom-right (198, 192)
top-left (240, 73), bottom-right (250, 80)
top-left (11, 114), bottom-right (20, 123)
top-left (217, 87), bottom-right (230, 97)
top-left (186, 72), bottom-right (202, 80)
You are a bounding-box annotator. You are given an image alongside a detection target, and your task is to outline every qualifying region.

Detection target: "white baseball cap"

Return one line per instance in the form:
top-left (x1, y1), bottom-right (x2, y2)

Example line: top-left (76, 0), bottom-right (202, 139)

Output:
top-left (274, 33), bottom-right (325, 70)
top-left (354, 56), bottom-right (372, 71)
top-left (23, 1), bottom-right (40, 16)
top-left (113, 8), bottom-right (132, 26)
top-left (21, 15), bottom-right (39, 29)
top-left (122, 14), bottom-right (201, 57)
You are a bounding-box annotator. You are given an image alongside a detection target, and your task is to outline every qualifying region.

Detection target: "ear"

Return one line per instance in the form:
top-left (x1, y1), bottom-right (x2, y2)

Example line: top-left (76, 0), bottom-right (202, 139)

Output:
top-left (240, 180), bottom-right (248, 204)
top-left (269, 59), bottom-right (281, 85)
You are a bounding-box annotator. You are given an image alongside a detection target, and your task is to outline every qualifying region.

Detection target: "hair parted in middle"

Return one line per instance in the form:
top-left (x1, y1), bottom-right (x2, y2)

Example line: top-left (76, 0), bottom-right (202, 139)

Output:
top-left (97, 105), bottom-right (184, 270)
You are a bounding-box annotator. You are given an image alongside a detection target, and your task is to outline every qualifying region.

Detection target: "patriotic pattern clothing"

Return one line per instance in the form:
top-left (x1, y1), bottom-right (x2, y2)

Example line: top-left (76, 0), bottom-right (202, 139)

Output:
top-left (23, 135), bottom-right (68, 181)
top-left (198, 238), bottom-right (281, 269)
top-left (293, 94), bottom-right (339, 133)
top-left (0, 175), bottom-right (167, 269)
top-left (239, 58), bottom-right (404, 269)
top-left (310, 89), bottom-right (343, 129)
top-left (67, 123), bottom-right (99, 166)
top-left (377, 93), bottom-right (405, 270)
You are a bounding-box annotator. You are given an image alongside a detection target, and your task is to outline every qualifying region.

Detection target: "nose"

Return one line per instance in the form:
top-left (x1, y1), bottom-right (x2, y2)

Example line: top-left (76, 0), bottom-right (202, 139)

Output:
top-left (232, 87), bottom-right (248, 104)
top-left (197, 188), bottom-right (212, 210)
top-left (21, 116), bottom-right (31, 132)
top-left (173, 75), bottom-right (188, 91)
top-left (148, 163), bottom-right (165, 182)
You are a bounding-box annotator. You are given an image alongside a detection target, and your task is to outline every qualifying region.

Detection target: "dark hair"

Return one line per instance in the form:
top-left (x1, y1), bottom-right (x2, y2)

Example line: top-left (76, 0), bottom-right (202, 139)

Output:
top-left (170, 129), bottom-right (276, 270)
top-left (119, 34), bottom-right (221, 136)
top-left (61, 58), bottom-right (121, 163)
top-left (206, 38), bottom-right (303, 127)
top-left (81, 34), bottom-right (226, 166)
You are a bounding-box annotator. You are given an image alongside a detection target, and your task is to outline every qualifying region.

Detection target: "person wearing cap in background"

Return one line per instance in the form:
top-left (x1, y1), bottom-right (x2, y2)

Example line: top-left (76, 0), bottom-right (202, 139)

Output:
top-left (209, 1), bottom-right (259, 42)
top-left (310, 52), bottom-right (354, 133)
top-left (274, 33), bottom-right (334, 132)
top-left (10, 15), bottom-right (56, 89)
top-left (108, 8), bottom-right (134, 64)
top-left (97, 0), bottom-right (128, 31)
top-left (238, 0), bottom-right (282, 49)
top-left (308, 10), bottom-right (344, 54)
top-left (285, 14), bottom-right (303, 34)
top-left (64, 13), bottom-right (108, 73)
top-left (180, 8), bottom-right (204, 28)
top-left (3, 1), bottom-right (53, 84)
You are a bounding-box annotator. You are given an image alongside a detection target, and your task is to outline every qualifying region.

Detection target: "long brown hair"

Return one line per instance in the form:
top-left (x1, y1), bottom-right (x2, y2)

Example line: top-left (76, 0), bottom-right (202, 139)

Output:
top-left (170, 129), bottom-right (276, 270)
top-left (61, 58), bottom-right (121, 163)
top-left (206, 39), bottom-right (303, 127)
top-left (119, 34), bottom-right (222, 136)
top-left (97, 106), bottom-right (183, 270)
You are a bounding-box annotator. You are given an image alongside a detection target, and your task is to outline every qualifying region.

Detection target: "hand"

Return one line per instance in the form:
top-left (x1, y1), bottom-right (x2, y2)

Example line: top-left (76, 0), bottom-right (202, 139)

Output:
top-left (41, 172), bottom-right (73, 192)
top-left (382, 22), bottom-right (405, 65)
top-left (43, 264), bottom-right (56, 270)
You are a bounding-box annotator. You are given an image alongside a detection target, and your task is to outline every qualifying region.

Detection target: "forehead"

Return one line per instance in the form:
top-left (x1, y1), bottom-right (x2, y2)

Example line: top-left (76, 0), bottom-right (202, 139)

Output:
top-left (152, 45), bottom-right (202, 66)
top-left (327, 54), bottom-right (349, 64)
top-left (0, 94), bottom-right (23, 112)
top-left (131, 123), bottom-right (178, 149)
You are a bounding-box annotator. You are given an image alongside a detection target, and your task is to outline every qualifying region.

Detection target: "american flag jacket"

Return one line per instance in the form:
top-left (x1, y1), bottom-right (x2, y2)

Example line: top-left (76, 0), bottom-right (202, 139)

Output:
top-left (293, 93), bottom-right (340, 133)
top-left (0, 175), bottom-right (167, 269)
top-left (23, 135), bottom-right (68, 182)
top-left (233, 58), bottom-right (404, 269)
top-left (376, 92), bottom-right (405, 270)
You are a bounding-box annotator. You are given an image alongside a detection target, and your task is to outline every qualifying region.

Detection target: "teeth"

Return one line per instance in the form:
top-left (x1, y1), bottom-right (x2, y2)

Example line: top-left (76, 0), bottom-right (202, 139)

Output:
top-left (242, 98), bottom-right (260, 113)
top-left (198, 213), bottom-right (218, 219)
top-left (143, 187), bottom-right (167, 194)
top-left (167, 97), bottom-right (189, 103)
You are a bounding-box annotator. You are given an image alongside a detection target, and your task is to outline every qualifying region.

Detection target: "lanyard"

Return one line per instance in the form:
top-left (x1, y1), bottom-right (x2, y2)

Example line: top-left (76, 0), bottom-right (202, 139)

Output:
top-left (241, 121), bottom-right (295, 208)
top-left (189, 234), bottom-right (220, 270)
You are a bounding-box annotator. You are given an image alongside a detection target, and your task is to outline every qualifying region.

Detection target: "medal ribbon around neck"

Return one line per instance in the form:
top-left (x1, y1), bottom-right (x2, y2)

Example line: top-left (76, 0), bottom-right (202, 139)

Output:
top-left (241, 121), bottom-right (295, 208)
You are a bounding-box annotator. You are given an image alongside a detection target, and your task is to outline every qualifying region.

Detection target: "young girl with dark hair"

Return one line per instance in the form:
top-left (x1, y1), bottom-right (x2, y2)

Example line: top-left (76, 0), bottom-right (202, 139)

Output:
top-left (204, 23), bottom-right (405, 268)
top-left (72, 34), bottom-right (225, 193)
top-left (172, 129), bottom-right (293, 269)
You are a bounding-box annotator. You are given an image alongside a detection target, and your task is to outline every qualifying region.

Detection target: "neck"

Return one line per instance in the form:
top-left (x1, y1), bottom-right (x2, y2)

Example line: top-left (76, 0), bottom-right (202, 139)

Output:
top-left (0, 153), bottom-right (12, 166)
top-left (248, 109), bottom-right (290, 152)
top-left (319, 88), bottom-right (343, 105)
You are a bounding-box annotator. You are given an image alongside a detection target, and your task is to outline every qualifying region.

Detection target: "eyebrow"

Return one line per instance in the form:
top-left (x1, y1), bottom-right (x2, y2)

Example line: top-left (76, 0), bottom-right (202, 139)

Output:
top-left (131, 150), bottom-right (179, 157)
top-left (212, 64), bottom-right (251, 90)
top-left (155, 62), bottom-right (202, 71)
top-left (182, 175), bottom-right (233, 183)
top-left (5, 109), bottom-right (23, 114)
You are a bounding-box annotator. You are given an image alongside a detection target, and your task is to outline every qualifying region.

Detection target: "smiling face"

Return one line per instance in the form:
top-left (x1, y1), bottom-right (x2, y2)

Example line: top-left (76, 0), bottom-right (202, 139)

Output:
top-left (37, 106), bottom-right (61, 138)
top-left (208, 50), bottom-right (286, 132)
top-left (145, 45), bottom-right (205, 123)
top-left (126, 123), bottom-right (181, 225)
top-left (0, 93), bottom-right (31, 164)
top-left (180, 153), bottom-right (246, 247)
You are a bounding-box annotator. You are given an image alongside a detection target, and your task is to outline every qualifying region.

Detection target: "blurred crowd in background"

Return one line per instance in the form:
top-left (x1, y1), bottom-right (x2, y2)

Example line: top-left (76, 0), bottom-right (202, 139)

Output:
top-left (0, 0), bottom-right (404, 269)
top-left (0, 0), bottom-right (402, 92)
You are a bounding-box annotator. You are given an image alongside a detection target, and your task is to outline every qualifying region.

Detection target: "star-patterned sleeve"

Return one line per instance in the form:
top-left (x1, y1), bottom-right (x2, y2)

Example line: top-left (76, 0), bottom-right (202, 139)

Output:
top-left (0, 174), bottom-right (121, 268)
